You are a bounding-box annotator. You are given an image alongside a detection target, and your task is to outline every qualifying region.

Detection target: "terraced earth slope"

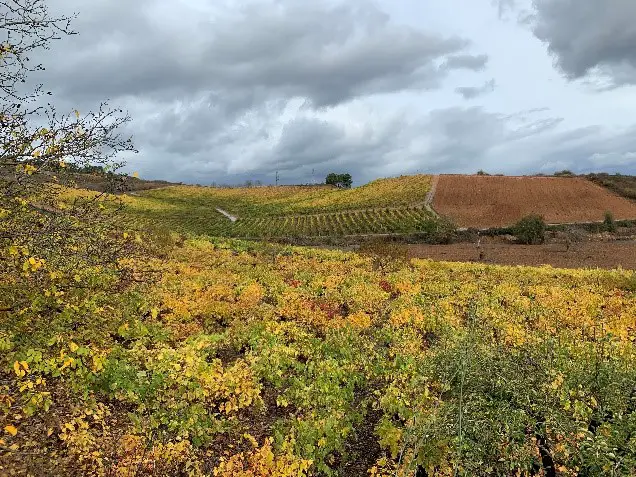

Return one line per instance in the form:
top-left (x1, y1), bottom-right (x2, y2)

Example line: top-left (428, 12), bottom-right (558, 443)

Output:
top-left (119, 175), bottom-right (438, 237)
top-left (433, 175), bottom-right (636, 228)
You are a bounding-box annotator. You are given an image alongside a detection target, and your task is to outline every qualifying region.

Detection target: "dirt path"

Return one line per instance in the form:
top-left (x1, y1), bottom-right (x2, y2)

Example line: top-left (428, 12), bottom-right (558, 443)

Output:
top-left (423, 175), bottom-right (440, 218)
top-left (216, 208), bottom-right (238, 222)
top-left (425, 175), bottom-right (439, 206)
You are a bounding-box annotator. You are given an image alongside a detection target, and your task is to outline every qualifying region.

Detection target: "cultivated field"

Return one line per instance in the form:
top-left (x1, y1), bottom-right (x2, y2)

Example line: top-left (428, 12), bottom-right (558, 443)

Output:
top-left (4, 237), bottom-right (636, 476)
top-left (118, 175), bottom-right (439, 237)
top-left (8, 4), bottom-right (636, 475)
top-left (432, 175), bottom-right (636, 228)
top-left (140, 174), bottom-right (433, 216)
top-left (6, 174), bottom-right (636, 476)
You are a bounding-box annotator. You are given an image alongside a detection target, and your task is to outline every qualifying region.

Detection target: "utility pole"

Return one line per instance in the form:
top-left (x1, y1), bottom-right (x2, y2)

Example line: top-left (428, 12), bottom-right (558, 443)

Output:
top-left (275, 171), bottom-right (279, 186)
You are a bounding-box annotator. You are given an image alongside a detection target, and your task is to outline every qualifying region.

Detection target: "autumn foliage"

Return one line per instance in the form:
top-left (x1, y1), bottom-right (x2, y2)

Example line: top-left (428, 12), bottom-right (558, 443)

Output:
top-left (2, 235), bottom-right (636, 475)
top-left (2, 2), bottom-right (636, 476)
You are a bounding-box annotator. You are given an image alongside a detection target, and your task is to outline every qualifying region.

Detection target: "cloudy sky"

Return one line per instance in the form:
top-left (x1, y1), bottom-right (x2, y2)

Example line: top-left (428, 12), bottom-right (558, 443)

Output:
top-left (36, 0), bottom-right (636, 185)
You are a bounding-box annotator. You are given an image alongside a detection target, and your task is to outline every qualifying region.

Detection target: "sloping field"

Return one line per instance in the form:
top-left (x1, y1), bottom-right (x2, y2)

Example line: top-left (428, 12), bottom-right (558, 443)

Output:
top-left (116, 175), bottom-right (437, 237)
top-left (137, 174), bottom-right (432, 216)
top-left (432, 175), bottom-right (636, 228)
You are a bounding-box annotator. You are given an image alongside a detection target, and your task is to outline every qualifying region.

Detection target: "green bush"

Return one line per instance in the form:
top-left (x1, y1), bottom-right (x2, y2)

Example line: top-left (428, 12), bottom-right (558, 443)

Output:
top-left (603, 211), bottom-right (617, 232)
top-left (513, 214), bottom-right (546, 244)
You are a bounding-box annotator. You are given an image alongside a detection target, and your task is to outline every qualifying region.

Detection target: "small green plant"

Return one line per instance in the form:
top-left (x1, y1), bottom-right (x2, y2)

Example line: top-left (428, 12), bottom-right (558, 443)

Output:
top-left (603, 211), bottom-right (617, 232)
top-left (513, 214), bottom-right (546, 244)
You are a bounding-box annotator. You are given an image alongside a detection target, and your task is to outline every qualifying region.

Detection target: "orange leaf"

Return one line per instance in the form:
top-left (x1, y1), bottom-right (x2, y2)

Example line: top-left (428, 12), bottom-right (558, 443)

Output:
top-left (4, 425), bottom-right (17, 436)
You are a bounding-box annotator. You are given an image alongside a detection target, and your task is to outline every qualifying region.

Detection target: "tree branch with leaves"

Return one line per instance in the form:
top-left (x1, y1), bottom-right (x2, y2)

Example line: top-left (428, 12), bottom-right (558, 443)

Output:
top-left (0, 0), bottom-right (146, 322)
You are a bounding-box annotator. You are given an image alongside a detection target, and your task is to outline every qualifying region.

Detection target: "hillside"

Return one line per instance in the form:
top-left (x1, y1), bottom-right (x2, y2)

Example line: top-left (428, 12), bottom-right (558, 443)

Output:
top-left (432, 174), bottom-right (636, 228)
top-left (6, 1), bottom-right (636, 475)
top-left (587, 173), bottom-right (636, 201)
top-left (119, 175), bottom-right (439, 238)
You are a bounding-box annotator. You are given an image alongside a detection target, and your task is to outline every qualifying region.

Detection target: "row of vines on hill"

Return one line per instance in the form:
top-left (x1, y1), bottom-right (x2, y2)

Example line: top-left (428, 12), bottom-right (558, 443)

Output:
top-left (137, 175), bottom-right (433, 217)
top-left (59, 180), bottom-right (443, 239)
top-left (123, 207), bottom-right (440, 238)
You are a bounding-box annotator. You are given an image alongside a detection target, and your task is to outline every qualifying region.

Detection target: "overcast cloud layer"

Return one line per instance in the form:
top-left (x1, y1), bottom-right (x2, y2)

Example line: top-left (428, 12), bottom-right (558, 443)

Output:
top-left (32, 0), bottom-right (636, 185)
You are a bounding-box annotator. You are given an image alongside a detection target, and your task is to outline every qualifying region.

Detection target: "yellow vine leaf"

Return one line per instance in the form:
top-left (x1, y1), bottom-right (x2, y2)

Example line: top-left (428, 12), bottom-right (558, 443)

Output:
top-left (4, 425), bottom-right (18, 436)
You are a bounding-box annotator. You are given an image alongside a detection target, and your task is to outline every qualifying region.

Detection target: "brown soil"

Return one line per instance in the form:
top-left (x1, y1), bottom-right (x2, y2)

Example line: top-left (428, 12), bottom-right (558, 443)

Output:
top-left (405, 238), bottom-right (636, 270)
top-left (432, 175), bottom-right (636, 228)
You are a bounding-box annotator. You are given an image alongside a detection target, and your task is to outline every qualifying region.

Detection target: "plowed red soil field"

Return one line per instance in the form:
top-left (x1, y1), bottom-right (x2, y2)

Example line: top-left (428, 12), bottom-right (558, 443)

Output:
top-left (432, 175), bottom-right (636, 228)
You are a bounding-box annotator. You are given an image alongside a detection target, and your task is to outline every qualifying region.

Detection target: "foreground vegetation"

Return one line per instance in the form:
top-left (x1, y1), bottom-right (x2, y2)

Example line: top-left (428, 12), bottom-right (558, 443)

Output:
top-left (2, 233), bottom-right (636, 476)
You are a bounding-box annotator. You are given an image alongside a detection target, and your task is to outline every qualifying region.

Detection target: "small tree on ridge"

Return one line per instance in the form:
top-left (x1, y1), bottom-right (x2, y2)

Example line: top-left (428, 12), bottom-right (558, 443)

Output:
top-left (325, 173), bottom-right (352, 189)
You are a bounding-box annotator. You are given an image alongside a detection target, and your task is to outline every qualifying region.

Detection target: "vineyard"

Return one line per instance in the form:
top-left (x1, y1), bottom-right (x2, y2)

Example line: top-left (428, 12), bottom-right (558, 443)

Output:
top-left (137, 175), bottom-right (433, 216)
top-left (102, 173), bottom-right (636, 238)
top-left (123, 204), bottom-right (439, 238)
top-left (2, 235), bottom-right (636, 476)
top-left (104, 175), bottom-right (440, 238)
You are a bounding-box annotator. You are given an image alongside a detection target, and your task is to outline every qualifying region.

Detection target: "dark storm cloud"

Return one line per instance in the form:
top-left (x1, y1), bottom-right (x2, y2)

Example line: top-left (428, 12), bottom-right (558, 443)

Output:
top-left (29, 0), bottom-right (636, 184)
top-left (267, 114), bottom-right (417, 176)
top-left (126, 102), bottom-right (636, 185)
top-left (42, 0), bottom-right (481, 108)
top-left (30, 0), bottom-right (500, 183)
top-left (531, 0), bottom-right (636, 86)
top-left (455, 79), bottom-right (496, 100)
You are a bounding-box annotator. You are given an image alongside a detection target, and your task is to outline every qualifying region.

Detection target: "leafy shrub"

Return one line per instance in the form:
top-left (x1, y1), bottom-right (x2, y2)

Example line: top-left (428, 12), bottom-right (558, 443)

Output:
top-left (513, 214), bottom-right (546, 244)
top-left (603, 211), bottom-right (617, 232)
